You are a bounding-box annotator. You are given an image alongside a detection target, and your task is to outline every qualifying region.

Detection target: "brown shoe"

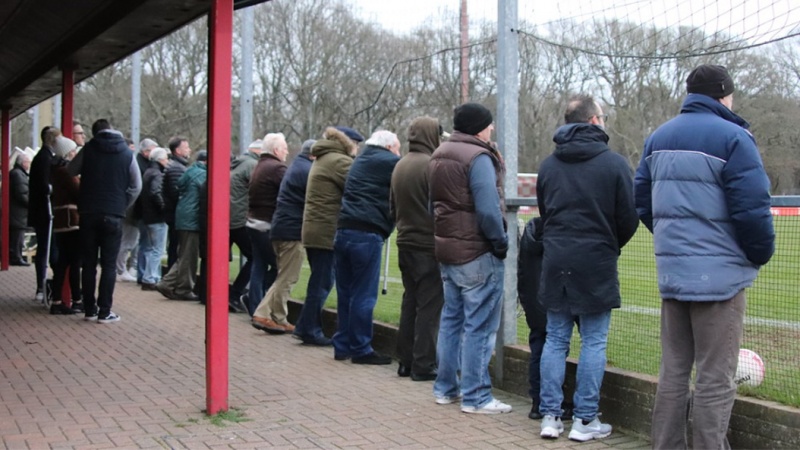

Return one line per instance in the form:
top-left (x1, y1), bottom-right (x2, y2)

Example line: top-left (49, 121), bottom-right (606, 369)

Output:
top-left (251, 316), bottom-right (286, 335)
top-left (278, 322), bottom-right (295, 332)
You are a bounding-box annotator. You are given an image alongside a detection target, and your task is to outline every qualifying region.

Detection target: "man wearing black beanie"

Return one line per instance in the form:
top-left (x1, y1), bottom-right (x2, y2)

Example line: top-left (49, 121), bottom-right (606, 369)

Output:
top-left (635, 65), bottom-right (775, 449)
top-left (428, 103), bottom-right (510, 414)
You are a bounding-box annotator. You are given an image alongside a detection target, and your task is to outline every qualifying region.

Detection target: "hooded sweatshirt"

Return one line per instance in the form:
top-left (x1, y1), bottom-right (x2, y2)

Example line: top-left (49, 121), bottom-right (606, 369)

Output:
top-left (390, 116), bottom-right (440, 252)
top-left (73, 129), bottom-right (142, 218)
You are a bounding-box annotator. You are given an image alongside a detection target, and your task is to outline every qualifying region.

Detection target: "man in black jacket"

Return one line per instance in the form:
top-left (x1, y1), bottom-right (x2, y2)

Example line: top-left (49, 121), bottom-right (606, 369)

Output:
top-left (163, 136), bottom-right (191, 269)
top-left (139, 147), bottom-right (170, 290)
top-left (69, 119), bottom-right (142, 323)
top-left (9, 150), bottom-right (32, 266)
top-left (536, 95), bottom-right (638, 441)
top-left (28, 126), bottom-right (59, 300)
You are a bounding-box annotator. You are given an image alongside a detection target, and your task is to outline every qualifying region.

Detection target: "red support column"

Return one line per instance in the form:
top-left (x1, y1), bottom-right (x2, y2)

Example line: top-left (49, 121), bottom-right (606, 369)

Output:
top-left (61, 68), bottom-right (74, 137)
top-left (206, 0), bottom-right (233, 415)
top-left (1, 107), bottom-right (10, 271)
top-left (60, 68), bottom-right (75, 303)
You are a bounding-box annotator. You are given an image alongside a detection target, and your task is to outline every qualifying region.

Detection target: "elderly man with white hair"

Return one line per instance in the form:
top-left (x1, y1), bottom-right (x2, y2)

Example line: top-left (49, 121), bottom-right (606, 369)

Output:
top-left (138, 147), bottom-right (171, 290)
top-left (9, 148), bottom-right (34, 266)
top-left (331, 130), bottom-right (401, 365)
top-left (243, 133), bottom-right (289, 316)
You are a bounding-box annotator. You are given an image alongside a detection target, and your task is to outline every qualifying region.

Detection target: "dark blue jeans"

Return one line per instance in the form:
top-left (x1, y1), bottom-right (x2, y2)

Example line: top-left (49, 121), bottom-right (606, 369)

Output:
top-left (246, 227), bottom-right (277, 316)
top-left (293, 248), bottom-right (335, 340)
top-left (80, 214), bottom-right (123, 316)
top-left (332, 229), bottom-right (384, 358)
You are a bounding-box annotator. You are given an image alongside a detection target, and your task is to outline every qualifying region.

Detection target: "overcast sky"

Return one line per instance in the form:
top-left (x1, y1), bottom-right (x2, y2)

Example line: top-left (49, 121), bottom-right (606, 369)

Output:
top-left (348, 0), bottom-right (800, 44)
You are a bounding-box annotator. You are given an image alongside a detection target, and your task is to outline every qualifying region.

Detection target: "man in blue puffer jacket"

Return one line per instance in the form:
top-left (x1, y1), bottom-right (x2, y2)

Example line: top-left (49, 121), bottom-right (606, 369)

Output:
top-left (634, 64), bottom-right (775, 450)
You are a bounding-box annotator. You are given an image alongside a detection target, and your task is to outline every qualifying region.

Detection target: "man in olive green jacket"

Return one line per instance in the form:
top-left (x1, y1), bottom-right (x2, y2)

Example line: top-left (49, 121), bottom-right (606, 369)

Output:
top-left (293, 126), bottom-right (362, 346)
top-left (228, 140), bottom-right (262, 311)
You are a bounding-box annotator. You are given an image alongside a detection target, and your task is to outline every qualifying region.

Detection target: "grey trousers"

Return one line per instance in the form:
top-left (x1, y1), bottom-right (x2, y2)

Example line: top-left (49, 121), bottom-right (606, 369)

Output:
top-left (395, 249), bottom-right (444, 375)
top-left (651, 290), bottom-right (746, 450)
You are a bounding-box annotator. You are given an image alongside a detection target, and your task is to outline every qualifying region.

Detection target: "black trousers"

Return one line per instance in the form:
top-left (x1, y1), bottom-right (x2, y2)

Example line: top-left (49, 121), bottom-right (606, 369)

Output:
top-left (395, 249), bottom-right (444, 375)
top-left (229, 226), bottom-right (253, 299)
top-left (80, 214), bottom-right (123, 316)
top-left (9, 227), bottom-right (26, 263)
top-left (52, 230), bottom-right (82, 302)
top-left (166, 221), bottom-right (179, 271)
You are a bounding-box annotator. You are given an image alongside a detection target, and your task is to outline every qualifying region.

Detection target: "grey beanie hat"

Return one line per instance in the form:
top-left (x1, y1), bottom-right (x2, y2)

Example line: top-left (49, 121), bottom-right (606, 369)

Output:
top-left (300, 139), bottom-right (316, 156)
top-left (52, 135), bottom-right (78, 159)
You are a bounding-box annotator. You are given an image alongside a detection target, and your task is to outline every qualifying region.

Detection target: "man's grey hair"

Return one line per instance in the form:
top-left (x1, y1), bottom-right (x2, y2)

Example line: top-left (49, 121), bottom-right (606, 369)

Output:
top-left (149, 147), bottom-right (169, 162)
top-left (261, 133), bottom-right (286, 155)
top-left (139, 138), bottom-right (159, 152)
top-left (248, 139), bottom-right (263, 153)
top-left (365, 130), bottom-right (399, 149)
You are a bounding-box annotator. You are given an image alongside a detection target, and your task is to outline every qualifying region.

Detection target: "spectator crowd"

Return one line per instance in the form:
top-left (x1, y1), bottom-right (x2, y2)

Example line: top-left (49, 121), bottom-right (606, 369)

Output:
top-left (2, 63), bottom-right (775, 448)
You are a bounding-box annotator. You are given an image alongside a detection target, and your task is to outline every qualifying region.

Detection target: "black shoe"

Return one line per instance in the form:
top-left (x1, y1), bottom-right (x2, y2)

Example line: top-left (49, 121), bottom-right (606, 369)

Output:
top-left (228, 300), bottom-right (245, 313)
top-left (397, 363), bottom-right (411, 377)
top-left (411, 371), bottom-right (437, 382)
top-left (561, 402), bottom-right (574, 421)
top-left (141, 283), bottom-right (158, 291)
top-left (352, 352), bottom-right (392, 365)
top-left (50, 303), bottom-right (76, 315)
top-left (10, 259), bottom-right (30, 266)
top-left (334, 353), bottom-right (350, 361)
top-left (300, 335), bottom-right (332, 346)
top-left (174, 292), bottom-right (198, 301)
top-left (528, 403), bottom-right (543, 420)
top-left (155, 284), bottom-right (178, 300)
top-left (70, 301), bottom-right (85, 314)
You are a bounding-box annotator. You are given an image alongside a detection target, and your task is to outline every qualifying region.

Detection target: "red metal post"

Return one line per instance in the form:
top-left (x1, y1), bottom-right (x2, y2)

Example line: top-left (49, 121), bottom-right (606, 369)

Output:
top-left (1, 108), bottom-right (10, 271)
top-left (61, 68), bottom-right (75, 303)
top-left (206, 0), bottom-right (233, 415)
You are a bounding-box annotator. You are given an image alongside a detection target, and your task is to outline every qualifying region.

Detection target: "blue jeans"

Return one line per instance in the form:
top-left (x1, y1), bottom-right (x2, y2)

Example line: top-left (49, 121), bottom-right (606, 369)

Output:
top-left (142, 222), bottom-right (167, 284)
top-left (80, 214), bottom-right (123, 316)
top-left (293, 248), bottom-right (335, 340)
top-left (539, 309), bottom-right (611, 420)
top-left (332, 229), bottom-right (384, 358)
top-left (433, 252), bottom-right (504, 408)
top-left (246, 227), bottom-right (277, 316)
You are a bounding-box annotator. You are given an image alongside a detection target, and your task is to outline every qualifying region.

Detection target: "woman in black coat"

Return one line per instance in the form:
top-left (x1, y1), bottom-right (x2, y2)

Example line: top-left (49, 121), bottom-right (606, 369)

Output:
top-left (9, 155), bottom-right (32, 266)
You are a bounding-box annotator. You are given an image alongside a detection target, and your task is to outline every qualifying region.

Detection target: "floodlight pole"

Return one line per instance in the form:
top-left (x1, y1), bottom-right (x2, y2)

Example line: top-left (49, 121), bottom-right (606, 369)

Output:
top-left (495, 0), bottom-right (519, 385)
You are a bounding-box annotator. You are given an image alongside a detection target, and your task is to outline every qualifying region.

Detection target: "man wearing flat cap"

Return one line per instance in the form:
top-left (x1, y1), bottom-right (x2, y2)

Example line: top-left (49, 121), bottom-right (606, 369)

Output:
top-left (635, 64), bottom-right (775, 449)
top-left (428, 102), bottom-right (510, 414)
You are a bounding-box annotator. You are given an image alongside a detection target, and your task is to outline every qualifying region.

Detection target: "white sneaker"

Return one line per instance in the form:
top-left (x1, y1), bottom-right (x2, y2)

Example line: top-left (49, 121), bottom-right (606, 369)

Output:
top-left (434, 394), bottom-right (462, 405)
top-left (117, 271), bottom-right (137, 282)
top-left (540, 415), bottom-right (564, 439)
top-left (127, 268), bottom-right (138, 278)
top-left (461, 398), bottom-right (512, 414)
top-left (568, 416), bottom-right (612, 441)
top-left (35, 291), bottom-right (45, 302)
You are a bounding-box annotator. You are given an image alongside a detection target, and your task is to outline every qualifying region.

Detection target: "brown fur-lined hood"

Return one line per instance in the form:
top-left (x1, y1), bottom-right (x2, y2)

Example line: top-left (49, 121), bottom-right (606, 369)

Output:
top-left (311, 127), bottom-right (355, 159)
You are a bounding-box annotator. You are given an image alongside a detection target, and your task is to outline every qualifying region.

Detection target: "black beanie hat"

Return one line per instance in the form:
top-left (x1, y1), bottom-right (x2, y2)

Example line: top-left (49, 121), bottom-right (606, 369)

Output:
top-left (453, 103), bottom-right (493, 135)
top-left (686, 64), bottom-right (735, 99)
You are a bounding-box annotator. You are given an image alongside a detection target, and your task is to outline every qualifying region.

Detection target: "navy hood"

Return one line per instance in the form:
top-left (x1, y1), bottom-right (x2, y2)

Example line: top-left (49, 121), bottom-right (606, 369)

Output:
top-left (552, 123), bottom-right (609, 163)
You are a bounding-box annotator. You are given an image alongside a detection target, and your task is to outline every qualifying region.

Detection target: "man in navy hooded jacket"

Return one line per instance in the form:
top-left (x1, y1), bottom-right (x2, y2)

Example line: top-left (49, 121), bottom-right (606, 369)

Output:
top-left (69, 119), bottom-right (142, 323)
top-left (635, 64), bottom-right (775, 450)
top-left (536, 95), bottom-right (638, 442)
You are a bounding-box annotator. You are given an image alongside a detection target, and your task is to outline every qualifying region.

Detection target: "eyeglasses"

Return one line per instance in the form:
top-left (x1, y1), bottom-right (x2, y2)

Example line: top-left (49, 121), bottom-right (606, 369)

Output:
top-left (595, 114), bottom-right (608, 121)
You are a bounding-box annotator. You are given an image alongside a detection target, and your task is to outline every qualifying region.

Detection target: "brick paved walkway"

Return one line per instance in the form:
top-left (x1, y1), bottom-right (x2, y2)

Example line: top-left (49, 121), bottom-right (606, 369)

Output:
top-left (0, 266), bottom-right (649, 449)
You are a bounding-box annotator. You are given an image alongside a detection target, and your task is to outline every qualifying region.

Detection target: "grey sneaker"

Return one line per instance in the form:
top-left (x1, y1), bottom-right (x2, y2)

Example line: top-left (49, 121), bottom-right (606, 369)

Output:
top-left (461, 398), bottom-right (512, 414)
top-left (97, 312), bottom-right (121, 324)
top-left (568, 416), bottom-right (612, 441)
top-left (540, 415), bottom-right (564, 439)
top-left (434, 394), bottom-right (462, 405)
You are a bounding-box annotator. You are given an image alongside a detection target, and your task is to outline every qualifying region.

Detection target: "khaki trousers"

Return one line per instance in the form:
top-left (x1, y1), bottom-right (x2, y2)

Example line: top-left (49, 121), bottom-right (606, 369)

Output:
top-left (253, 240), bottom-right (304, 324)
